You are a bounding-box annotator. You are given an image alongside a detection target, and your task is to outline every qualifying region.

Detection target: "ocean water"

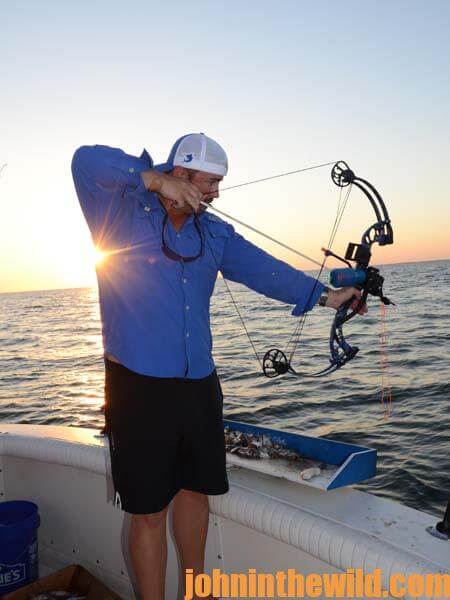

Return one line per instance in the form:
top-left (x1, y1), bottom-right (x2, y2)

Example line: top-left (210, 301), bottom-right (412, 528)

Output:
top-left (1, 260), bottom-right (449, 519)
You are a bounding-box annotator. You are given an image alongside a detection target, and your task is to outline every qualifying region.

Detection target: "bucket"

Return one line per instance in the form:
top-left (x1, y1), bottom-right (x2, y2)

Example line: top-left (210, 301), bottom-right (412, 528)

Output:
top-left (0, 501), bottom-right (40, 596)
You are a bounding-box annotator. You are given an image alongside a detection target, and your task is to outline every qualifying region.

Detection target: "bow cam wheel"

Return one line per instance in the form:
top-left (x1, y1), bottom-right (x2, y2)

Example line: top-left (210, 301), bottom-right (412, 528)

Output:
top-left (332, 161), bottom-right (355, 188)
top-left (262, 348), bottom-right (290, 378)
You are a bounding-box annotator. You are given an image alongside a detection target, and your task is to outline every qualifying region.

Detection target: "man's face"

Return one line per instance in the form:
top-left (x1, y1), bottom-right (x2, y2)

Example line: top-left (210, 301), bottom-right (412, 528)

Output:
top-left (166, 167), bottom-right (223, 215)
top-left (188, 169), bottom-right (223, 212)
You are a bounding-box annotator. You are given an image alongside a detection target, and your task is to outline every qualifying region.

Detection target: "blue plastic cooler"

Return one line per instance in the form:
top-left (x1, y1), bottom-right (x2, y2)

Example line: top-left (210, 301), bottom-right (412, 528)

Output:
top-left (0, 501), bottom-right (40, 595)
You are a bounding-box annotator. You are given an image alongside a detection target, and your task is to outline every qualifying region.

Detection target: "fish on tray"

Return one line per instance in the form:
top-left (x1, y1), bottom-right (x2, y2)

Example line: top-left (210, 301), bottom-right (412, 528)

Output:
top-left (225, 427), bottom-right (301, 461)
top-left (224, 427), bottom-right (326, 480)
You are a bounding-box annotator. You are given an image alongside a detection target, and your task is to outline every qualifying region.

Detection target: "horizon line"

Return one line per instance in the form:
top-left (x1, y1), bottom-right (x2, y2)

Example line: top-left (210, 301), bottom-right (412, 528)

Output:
top-left (1, 256), bottom-right (449, 296)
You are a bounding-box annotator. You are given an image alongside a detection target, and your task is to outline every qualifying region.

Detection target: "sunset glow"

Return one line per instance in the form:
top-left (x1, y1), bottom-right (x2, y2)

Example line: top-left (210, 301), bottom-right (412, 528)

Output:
top-left (1, 2), bottom-right (449, 294)
top-left (93, 249), bottom-right (107, 266)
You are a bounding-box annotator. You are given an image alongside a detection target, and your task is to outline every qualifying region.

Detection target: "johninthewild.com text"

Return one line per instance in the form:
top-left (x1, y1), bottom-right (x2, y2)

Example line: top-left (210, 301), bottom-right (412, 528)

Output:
top-left (184, 567), bottom-right (450, 598)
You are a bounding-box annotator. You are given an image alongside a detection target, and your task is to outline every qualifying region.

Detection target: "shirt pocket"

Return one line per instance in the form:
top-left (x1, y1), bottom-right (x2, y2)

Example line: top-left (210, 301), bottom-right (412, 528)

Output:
top-left (101, 192), bottom-right (162, 281)
top-left (188, 223), bottom-right (229, 293)
top-left (123, 188), bottom-right (161, 249)
top-left (203, 220), bottom-right (231, 271)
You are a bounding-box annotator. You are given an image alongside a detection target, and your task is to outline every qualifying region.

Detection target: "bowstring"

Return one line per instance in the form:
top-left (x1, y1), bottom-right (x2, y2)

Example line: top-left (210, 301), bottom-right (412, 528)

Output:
top-left (286, 184), bottom-right (352, 366)
top-left (204, 233), bottom-right (263, 371)
top-left (218, 162), bottom-right (337, 193)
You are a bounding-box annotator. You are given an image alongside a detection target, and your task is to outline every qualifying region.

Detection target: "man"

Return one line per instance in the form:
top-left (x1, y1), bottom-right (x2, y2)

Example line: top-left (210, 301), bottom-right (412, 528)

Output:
top-left (71, 133), bottom-right (363, 599)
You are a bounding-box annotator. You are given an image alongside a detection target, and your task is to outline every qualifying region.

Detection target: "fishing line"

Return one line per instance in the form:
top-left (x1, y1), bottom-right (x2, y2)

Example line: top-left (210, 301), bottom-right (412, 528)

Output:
top-left (200, 161), bottom-right (338, 270)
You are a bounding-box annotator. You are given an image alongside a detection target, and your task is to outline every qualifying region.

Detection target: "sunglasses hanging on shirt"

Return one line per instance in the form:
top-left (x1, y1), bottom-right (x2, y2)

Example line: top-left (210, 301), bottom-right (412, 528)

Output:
top-left (161, 212), bottom-right (204, 263)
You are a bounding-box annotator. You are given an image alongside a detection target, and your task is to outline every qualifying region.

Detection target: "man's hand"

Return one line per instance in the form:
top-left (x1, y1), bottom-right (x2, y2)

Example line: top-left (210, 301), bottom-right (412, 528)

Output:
top-left (325, 287), bottom-right (368, 315)
top-left (141, 170), bottom-right (202, 213)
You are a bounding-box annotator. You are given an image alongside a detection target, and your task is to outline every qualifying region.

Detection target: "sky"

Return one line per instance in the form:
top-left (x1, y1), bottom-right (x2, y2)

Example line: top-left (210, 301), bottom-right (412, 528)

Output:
top-left (1, 0), bottom-right (450, 293)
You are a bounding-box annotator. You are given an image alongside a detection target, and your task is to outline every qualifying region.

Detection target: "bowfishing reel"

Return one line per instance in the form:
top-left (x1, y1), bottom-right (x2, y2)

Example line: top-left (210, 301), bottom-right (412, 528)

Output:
top-left (330, 265), bottom-right (394, 306)
top-left (327, 241), bottom-right (395, 307)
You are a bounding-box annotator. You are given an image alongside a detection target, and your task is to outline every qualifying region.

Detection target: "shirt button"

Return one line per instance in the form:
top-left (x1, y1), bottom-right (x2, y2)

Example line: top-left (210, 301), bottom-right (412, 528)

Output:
top-left (144, 206), bottom-right (151, 212)
top-left (186, 305), bottom-right (190, 310)
top-left (186, 332), bottom-right (190, 338)
top-left (176, 233), bottom-right (181, 238)
top-left (183, 278), bottom-right (187, 284)
top-left (272, 272), bottom-right (276, 276)
top-left (129, 167), bottom-right (135, 173)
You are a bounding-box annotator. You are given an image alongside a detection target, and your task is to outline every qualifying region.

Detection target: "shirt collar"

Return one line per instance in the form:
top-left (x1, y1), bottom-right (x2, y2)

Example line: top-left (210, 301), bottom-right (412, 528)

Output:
top-left (140, 148), bottom-right (153, 168)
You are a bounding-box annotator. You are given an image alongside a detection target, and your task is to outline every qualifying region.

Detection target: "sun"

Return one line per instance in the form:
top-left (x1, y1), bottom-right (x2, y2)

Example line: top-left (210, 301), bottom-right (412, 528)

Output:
top-left (93, 248), bottom-right (108, 265)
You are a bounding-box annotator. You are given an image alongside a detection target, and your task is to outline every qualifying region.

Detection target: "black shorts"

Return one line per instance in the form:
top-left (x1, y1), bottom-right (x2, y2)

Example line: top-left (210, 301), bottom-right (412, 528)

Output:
top-left (103, 358), bottom-right (229, 514)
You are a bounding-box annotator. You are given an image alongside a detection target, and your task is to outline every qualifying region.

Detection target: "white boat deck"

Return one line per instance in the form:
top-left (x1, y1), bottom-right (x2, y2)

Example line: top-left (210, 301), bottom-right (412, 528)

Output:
top-left (0, 424), bottom-right (448, 599)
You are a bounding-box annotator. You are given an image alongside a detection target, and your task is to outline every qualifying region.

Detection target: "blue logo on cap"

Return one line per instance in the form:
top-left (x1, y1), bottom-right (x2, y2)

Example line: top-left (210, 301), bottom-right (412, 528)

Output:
top-left (183, 154), bottom-right (194, 163)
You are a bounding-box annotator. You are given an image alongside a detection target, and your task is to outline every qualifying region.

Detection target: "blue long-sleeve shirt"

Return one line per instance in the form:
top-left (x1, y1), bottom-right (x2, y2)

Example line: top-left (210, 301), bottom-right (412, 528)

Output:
top-left (71, 145), bottom-right (325, 378)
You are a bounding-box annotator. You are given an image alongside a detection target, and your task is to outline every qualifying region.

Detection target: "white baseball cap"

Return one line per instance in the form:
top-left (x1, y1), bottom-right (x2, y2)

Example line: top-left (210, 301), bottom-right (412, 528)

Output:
top-left (154, 133), bottom-right (228, 177)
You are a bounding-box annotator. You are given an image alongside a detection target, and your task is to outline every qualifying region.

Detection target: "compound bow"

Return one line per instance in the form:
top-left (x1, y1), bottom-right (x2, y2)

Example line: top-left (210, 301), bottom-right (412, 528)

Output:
top-left (207, 160), bottom-right (394, 378)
